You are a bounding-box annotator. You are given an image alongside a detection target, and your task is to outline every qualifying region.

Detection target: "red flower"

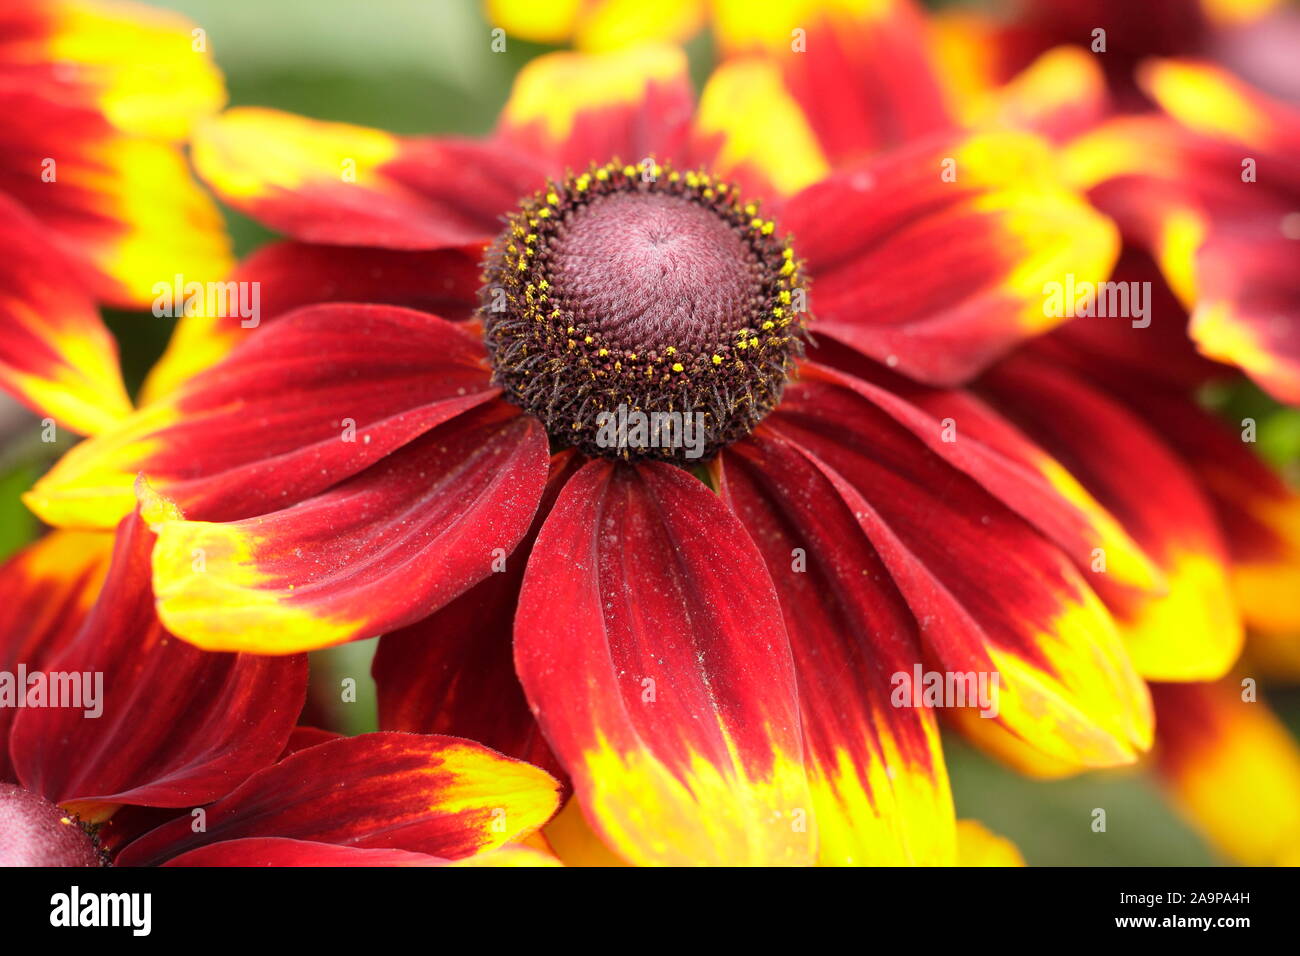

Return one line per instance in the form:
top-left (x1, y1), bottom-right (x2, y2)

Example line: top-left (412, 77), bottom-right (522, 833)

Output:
top-left (17, 43), bottom-right (1164, 865)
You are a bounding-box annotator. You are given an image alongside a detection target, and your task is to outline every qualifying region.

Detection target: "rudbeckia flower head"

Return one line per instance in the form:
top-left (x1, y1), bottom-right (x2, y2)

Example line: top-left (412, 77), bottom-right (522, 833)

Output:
top-left (481, 160), bottom-right (809, 461)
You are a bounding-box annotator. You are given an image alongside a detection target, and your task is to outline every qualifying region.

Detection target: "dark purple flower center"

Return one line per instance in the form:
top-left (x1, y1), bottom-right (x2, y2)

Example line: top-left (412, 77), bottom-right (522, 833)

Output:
top-left (0, 782), bottom-right (104, 867)
top-left (480, 161), bottom-right (809, 462)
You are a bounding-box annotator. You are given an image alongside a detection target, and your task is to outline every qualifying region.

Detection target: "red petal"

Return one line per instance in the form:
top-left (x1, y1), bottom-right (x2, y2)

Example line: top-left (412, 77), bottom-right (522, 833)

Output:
top-left (161, 838), bottom-right (448, 867)
top-left (142, 241), bottom-right (482, 402)
top-left (494, 46), bottom-right (694, 173)
top-left (806, 347), bottom-right (1161, 596)
top-left (514, 460), bottom-right (814, 866)
top-left (786, 131), bottom-right (1119, 385)
top-left (0, 195), bottom-right (132, 434)
top-left (194, 108), bottom-right (544, 249)
top-left (979, 355), bottom-right (1242, 681)
top-left (161, 837), bottom-right (561, 867)
top-left (713, 0), bottom-right (952, 163)
top-left (115, 733), bottom-right (562, 866)
top-left (27, 303), bottom-right (497, 529)
top-left (9, 511), bottom-right (305, 813)
top-left (767, 370), bottom-right (1152, 768)
top-left (372, 452), bottom-right (582, 778)
top-left (718, 432), bottom-right (957, 865)
top-left (0, 530), bottom-right (113, 780)
top-left (149, 405), bottom-right (551, 654)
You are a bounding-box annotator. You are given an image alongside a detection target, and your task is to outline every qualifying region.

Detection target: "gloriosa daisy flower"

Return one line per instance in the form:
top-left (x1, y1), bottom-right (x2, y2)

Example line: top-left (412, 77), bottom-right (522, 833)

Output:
top-left (16, 32), bottom-right (1174, 866)
top-left (2, 0), bottom-right (1296, 867)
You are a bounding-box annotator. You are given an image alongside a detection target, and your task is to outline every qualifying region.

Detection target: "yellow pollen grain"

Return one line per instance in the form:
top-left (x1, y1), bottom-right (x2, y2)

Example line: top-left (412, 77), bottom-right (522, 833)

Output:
top-left (547, 191), bottom-right (560, 205)
top-left (672, 362), bottom-right (684, 372)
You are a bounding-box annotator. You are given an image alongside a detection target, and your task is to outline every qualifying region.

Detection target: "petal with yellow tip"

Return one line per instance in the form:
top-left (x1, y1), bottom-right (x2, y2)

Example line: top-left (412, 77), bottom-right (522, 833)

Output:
top-left (1152, 679), bottom-right (1300, 866)
top-left (149, 405), bottom-right (550, 655)
top-left (26, 304), bottom-right (497, 530)
top-left (515, 459), bottom-right (816, 866)
top-left (786, 131), bottom-right (1120, 386)
top-left (193, 107), bottom-right (545, 249)
top-left (495, 45), bottom-right (694, 173)
top-left (117, 733), bottom-right (563, 866)
top-left (0, 196), bottom-right (131, 435)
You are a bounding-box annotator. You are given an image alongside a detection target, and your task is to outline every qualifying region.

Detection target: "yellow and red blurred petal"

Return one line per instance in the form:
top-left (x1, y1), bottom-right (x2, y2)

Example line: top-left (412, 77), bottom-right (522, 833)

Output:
top-left (0, 0), bottom-right (224, 141)
top-left (495, 45), bottom-right (694, 173)
top-left (193, 107), bottom-right (544, 249)
top-left (9, 510), bottom-right (304, 817)
top-left (0, 529), bottom-right (113, 779)
top-left (0, 90), bottom-right (231, 308)
top-left (713, 0), bottom-right (952, 164)
top-left (785, 130), bottom-right (1119, 386)
top-left (148, 404), bottom-right (550, 655)
top-left (768, 368), bottom-right (1152, 769)
top-left (26, 303), bottom-right (498, 530)
top-left (988, 46), bottom-right (1110, 142)
top-left (1139, 59), bottom-right (1297, 153)
top-left (0, 196), bottom-right (131, 435)
top-left (139, 242), bottom-right (482, 403)
top-left (515, 460), bottom-right (815, 866)
top-left (954, 819), bottom-right (1026, 866)
top-left (115, 732), bottom-right (562, 866)
top-left (719, 429), bottom-right (957, 865)
top-left (372, 452), bottom-right (581, 778)
top-left (979, 356), bottom-right (1242, 682)
top-left (1127, 389), bottom-right (1300, 638)
top-left (1189, 231), bottom-right (1300, 406)
top-left (1152, 679), bottom-right (1300, 866)
top-left (1073, 64), bottom-right (1300, 402)
top-left (692, 56), bottom-right (829, 198)
top-left (1026, 248), bottom-right (1229, 392)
